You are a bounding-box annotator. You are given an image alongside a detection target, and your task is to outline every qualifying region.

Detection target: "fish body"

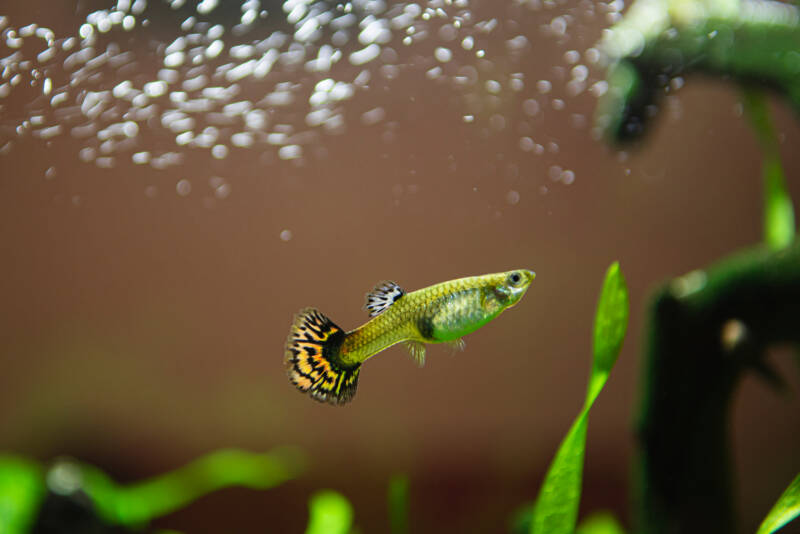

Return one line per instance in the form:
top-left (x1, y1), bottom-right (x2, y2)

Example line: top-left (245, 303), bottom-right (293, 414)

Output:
top-left (285, 269), bottom-right (535, 405)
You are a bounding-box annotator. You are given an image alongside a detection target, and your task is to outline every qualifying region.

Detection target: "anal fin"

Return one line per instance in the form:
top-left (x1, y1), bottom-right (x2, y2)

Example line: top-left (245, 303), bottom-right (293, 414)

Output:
top-left (404, 341), bottom-right (426, 367)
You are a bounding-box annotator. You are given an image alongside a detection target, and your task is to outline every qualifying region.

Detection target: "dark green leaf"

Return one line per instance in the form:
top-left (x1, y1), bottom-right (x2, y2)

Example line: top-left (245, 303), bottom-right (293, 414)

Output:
top-left (388, 474), bottom-right (409, 534)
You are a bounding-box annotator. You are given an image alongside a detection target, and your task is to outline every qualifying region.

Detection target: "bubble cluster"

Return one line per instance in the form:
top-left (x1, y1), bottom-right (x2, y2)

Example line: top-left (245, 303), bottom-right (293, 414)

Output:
top-left (0, 0), bottom-right (619, 198)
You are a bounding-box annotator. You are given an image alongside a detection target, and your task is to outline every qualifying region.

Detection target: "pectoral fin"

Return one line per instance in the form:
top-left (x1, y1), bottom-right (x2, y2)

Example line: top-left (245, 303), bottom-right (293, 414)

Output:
top-left (446, 338), bottom-right (466, 352)
top-left (404, 341), bottom-right (426, 367)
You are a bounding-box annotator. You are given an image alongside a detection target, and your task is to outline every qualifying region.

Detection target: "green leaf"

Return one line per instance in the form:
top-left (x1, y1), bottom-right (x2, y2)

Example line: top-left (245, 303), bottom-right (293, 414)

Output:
top-left (756, 472), bottom-right (800, 534)
top-left (306, 490), bottom-right (353, 534)
top-left (763, 158), bottom-right (795, 250)
top-left (82, 447), bottom-right (305, 526)
top-left (589, 262), bottom-right (630, 405)
top-left (530, 263), bottom-right (629, 534)
top-left (576, 511), bottom-right (627, 534)
top-left (530, 411), bottom-right (590, 534)
top-left (388, 474), bottom-right (409, 534)
top-left (742, 88), bottom-right (795, 250)
top-left (0, 455), bottom-right (45, 534)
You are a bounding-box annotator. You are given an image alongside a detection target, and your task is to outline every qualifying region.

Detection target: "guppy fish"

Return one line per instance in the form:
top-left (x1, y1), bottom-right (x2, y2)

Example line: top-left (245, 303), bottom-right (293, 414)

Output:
top-left (285, 269), bottom-right (535, 405)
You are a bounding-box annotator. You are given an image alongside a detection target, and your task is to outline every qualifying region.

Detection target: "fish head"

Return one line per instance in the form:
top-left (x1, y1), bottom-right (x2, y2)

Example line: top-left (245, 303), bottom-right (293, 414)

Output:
top-left (485, 269), bottom-right (535, 311)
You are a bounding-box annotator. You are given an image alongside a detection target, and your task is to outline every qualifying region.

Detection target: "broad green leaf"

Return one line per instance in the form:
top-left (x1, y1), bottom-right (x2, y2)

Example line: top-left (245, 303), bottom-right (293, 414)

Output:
top-left (576, 511), bottom-right (627, 534)
top-left (530, 263), bottom-right (629, 534)
top-left (756, 472), bottom-right (800, 534)
top-left (388, 474), bottom-right (409, 534)
top-left (742, 89), bottom-right (795, 250)
top-left (306, 490), bottom-right (353, 534)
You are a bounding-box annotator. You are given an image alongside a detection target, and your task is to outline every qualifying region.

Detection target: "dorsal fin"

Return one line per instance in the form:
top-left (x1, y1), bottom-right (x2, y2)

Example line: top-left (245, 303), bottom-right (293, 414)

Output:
top-left (364, 281), bottom-right (405, 317)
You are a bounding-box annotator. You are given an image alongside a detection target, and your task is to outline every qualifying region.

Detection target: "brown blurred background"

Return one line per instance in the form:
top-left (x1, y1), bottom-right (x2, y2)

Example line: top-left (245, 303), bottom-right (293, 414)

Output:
top-left (1, 0), bottom-right (799, 532)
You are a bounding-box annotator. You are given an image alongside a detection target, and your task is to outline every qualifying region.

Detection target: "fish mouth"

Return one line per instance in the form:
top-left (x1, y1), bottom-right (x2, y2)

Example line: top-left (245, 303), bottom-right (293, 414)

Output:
top-left (522, 269), bottom-right (536, 286)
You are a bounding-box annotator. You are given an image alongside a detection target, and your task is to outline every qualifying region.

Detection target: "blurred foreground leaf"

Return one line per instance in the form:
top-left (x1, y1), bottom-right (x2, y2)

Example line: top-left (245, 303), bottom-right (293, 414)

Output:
top-left (388, 474), bottom-right (409, 534)
top-left (0, 455), bottom-right (45, 534)
top-left (306, 490), bottom-right (353, 534)
top-left (530, 263), bottom-right (629, 534)
top-left (742, 89), bottom-right (795, 250)
top-left (576, 511), bottom-right (627, 534)
top-left (757, 472), bottom-right (800, 534)
top-left (82, 447), bottom-right (304, 526)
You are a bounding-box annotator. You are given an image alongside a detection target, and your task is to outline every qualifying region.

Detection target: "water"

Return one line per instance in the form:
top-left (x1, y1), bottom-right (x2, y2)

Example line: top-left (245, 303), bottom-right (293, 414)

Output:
top-left (2, 1), bottom-right (794, 533)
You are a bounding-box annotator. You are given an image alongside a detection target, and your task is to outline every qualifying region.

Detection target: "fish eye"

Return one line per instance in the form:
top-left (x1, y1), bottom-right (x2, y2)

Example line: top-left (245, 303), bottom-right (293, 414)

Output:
top-left (508, 272), bottom-right (522, 286)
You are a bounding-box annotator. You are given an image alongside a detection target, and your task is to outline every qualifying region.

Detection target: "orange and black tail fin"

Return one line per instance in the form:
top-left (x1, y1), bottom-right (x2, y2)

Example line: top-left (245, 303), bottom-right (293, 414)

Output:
top-left (285, 308), bottom-right (361, 405)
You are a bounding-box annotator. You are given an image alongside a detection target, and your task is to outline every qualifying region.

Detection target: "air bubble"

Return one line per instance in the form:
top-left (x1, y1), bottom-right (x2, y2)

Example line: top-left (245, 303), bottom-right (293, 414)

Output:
top-left (278, 144), bottom-right (302, 160)
top-left (564, 50), bottom-right (580, 64)
top-left (211, 144), bottom-right (228, 159)
top-left (164, 51), bottom-right (185, 68)
top-left (590, 80), bottom-right (609, 97)
top-left (519, 136), bottom-right (534, 151)
top-left (197, 0), bottom-right (219, 14)
top-left (79, 24), bottom-right (94, 39)
top-left (349, 44), bottom-right (380, 65)
top-left (485, 80), bottom-right (501, 94)
top-left (361, 107), bottom-right (385, 125)
top-left (434, 47), bottom-right (452, 62)
top-left (571, 65), bottom-right (588, 81)
top-left (176, 179), bottom-right (192, 196)
top-left (522, 99), bottom-right (540, 116)
top-left (536, 80), bottom-right (552, 93)
top-left (144, 80), bottom-right (167, 97)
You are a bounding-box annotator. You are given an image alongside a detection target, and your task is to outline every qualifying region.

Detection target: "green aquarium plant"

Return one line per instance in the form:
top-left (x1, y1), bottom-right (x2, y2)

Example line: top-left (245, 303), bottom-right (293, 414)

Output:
top-left (0, 448), bottom-right (304, 533)
top-left (305, 490), bottom-right (354, 534)
top-left (0, 455), bottom-right (45, 534)
top-left (596, 0), bottom-right (800, 143)
top-left (757, 473), bottom-right (800, 534)
top-left (512, 262), bottom-right (629, 534)
top-left (595, 0), bottom-right (800, 532)
top-left (387, 474), bottom-right (409, 534)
